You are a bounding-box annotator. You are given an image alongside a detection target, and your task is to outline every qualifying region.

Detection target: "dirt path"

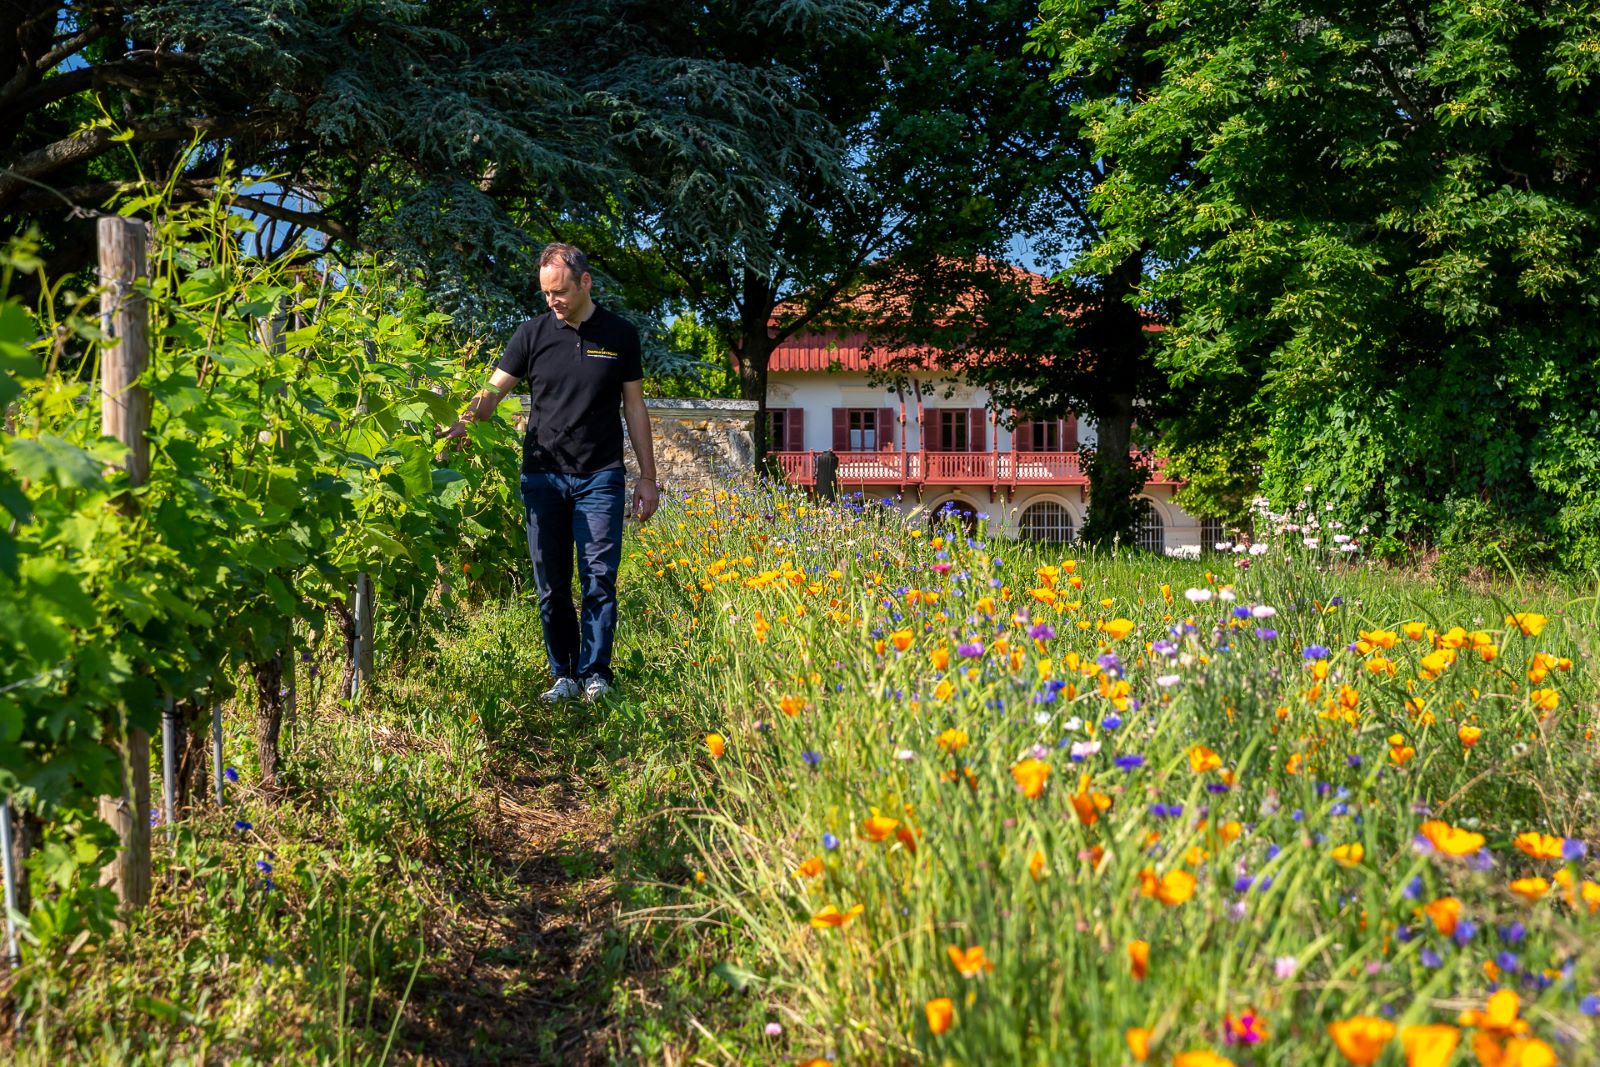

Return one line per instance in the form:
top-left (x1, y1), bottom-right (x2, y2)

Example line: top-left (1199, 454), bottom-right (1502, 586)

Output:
top-left (403, 769), bottom-right (625, 1066)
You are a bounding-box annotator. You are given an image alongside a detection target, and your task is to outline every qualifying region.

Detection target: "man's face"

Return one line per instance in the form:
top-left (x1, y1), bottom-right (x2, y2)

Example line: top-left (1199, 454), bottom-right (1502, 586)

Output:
top-left (539, 264), bottom-right (592, 323)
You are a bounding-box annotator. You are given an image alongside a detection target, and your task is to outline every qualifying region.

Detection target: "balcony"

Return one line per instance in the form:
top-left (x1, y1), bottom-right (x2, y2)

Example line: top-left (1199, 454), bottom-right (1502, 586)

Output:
top-left (772, 450), bottom-right (1175, 489)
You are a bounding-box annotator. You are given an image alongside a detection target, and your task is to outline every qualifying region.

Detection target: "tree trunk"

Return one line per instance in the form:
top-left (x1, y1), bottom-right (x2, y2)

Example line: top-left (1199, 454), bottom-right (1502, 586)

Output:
top-left (333, 598), bottom-right (357, 703)
top-left (1080, 392), bottom-right (1146, 549)
top-left (254, 654), bottom-right (285, 792)
top-left (175, 698), bottom-right (209, 815)
top-left (736, 338), bottom-right (774, 469)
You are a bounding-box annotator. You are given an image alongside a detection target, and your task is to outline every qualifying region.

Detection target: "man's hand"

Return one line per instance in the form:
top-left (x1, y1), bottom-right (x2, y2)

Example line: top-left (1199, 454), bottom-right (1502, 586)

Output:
top-left (633, 478), bottom-right (660, 523)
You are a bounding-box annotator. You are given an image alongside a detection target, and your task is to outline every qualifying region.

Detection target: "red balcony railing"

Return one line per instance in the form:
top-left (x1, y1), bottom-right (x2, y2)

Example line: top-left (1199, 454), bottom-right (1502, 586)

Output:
top-left (772, 450), bottom-right (1172, 487)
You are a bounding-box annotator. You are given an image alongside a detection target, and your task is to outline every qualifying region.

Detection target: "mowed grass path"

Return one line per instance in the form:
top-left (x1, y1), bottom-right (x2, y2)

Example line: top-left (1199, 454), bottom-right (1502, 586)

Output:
top-left (626, 486), bottom-right (1600, 1066)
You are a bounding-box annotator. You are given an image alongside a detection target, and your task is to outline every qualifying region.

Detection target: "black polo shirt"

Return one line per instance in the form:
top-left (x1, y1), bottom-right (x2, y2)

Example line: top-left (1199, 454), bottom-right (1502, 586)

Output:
top-left (496, 304), bottom-right (643, 474)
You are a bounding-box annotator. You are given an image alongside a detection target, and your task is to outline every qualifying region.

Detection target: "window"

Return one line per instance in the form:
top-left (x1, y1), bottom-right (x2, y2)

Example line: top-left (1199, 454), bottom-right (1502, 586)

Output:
top-left (848, 409), bottom-right (877, 451)
top-left (1030, 420), bottom-right (1062, 452)
top-left (767, 409), bottom-right (788, 452)
top-left (1136, 501), bottom-right (1165, 553)
top-left (1201, 516), bottom-right (1227, 552)
top-left (938, 409), bottom-right (968, 452)
top-left (1020, 501), bottom-right (1075, 544)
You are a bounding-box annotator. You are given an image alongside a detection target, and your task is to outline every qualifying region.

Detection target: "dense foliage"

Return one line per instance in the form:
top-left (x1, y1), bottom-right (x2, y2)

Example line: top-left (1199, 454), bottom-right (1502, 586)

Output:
top-left (1, 193), bottom-right (521, 829)
top-left (1037, 0), bottom-right (1600, 571)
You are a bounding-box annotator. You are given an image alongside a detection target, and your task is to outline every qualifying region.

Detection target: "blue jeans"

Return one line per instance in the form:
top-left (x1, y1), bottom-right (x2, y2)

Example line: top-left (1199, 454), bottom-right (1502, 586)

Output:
top-left (520, 468), bottom-right (626, 684)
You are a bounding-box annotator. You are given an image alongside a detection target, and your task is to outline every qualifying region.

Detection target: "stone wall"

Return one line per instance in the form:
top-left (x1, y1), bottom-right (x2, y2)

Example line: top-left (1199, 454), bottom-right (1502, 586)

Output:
top-left (623, 398), bottom-right (758, 490)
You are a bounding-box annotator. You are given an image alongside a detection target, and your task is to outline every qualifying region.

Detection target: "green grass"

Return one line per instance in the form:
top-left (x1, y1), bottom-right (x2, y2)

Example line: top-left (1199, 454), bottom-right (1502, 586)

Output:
top-left (5, 484), bottom-right (1598, 1065)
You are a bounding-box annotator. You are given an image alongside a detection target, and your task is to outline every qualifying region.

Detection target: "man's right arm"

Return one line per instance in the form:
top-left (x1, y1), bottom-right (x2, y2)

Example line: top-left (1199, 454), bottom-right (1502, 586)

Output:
top-left (440, 368), bottom-right (521, 439)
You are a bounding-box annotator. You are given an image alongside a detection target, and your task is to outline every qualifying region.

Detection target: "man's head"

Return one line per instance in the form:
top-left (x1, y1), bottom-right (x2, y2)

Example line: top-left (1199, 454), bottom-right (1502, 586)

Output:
top-left (539, 243), bottom-right (593, 324)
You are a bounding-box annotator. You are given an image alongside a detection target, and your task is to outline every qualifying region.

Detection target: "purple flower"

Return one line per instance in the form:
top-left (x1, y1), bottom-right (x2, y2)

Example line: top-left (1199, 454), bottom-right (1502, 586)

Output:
top-left (1255, 628), bottom-right (1278, 640)
top-left (1347, 754), bottom-right (1362, 767)
top-left (234, 819), bottom-right (252, 831)
top-left (1206, 782), bottom-right (1231, 794)
top-left (822, 832), bottom-right (840, 850)
top-left (1151, 640), bottom-right (1178, 657)
top-left (1403, 875), bottom-right (1424, 900)
top-left (1580, 994), bottom-right (1600, 1017)
top-left (1499, 921), bottom-right (1526, 946)
top-left (1454, 919), bottom-right (1478, 946)
top-left (1232, 606), bottom-right (1252, 620)
top-left (1396, 925), bottom-right (1414, 943)
top-left (802, 750), bottom-right (822, 768)
top-left (256, 859), bottom-right (274, 874)
top-left (1302, 645), bottom-right (1331, 659)
top-left (1149, 803), bottom-right (1183, 819)
top-left (1496, 952), bottom-right (1520, 973)
top-left (1028, 622), bottom-right (1056, 640)
top-left (1233, 875), bottom-right (1254, 893)
top-left (1420, 947), bottom-right (1443, 968)
top-left (224, 767), bottom-right (240, 784)
top-left (1101, 714), bottom-right (1122, 731)
top-left (1115, 754), bottom-right (1146, 771)
top-left (957, 641), bottom-right (985, 658)
top-left (1096, 652), bottom-right (1123, 677)
top-left (1564, 838), bottom-right (1588, 862)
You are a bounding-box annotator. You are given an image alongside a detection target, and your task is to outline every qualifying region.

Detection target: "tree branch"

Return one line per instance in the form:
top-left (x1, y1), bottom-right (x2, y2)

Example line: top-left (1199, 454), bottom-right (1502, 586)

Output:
top-left (228, 191), bottom-right (352, 244)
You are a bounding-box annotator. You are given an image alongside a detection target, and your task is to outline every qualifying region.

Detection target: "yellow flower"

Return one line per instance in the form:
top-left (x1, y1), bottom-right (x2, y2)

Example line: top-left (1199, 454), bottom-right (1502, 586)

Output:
top-left (1508, 877), bottom-right (1550, 902)
top-left (925, 997), bottom-right (954, 1034)
top-left (1418, 819), bottom-right (1486, 857)
top-left (1529, 688), bottom-right (1559, 711)
top-left (1328, 1016), bottom-right (1396, 1065)
top-left (1138, 867), bottom-right (1197, 906)
top-left (930, 647), bottom-right (951, 670)
top-left (936, 727), bottom-right (969, 753)
top-left (1126, 1026), bottom-right (1152, 1061)
top-left (889, 628), bottom-right (914, 652)
top-left (808, 902), bottom-right (864, 928)
top-left (1188, 744), bottom-right (1223, 774)
top-left (1458, 725), bottom-right (1482, 748)
top-left (934, 679), bottom-right (955, 701)
top-left (1360, 628), bottom-right (1399, 650)
top-left (946, 944), bottom-right (994, 978)
top-left (1173, 1052), bottom-right (1234, 1067)
top-left (793, 856), bottom-right (824, 879)
top-left (705, 732), bottom-right (726, 759)
top-left (779, 694), bottom-right (805, 717)
top-left (1332, 843), bottom-right (1365, 867)
top-left (1512, 832), bottom-right (1564, 860)
top-left (1102, 617), bottom-right (1135, 640)
top-left (1401, 621), bottom-right (1428, 640)
top-left (1128, 939), bottom-right (1149, 980)
top-left (1011, 758), bottom-right (1050, 799)
top-left (1399, 1024), bottom-right (1460, 1067)
top-left (1424, 896), bottom-right (1462, 938)
top-left (1028, 849), bottom-right (1047, 881)
top-left (861, 813), bottom-right (899, 842)
top-left (1504, 612), bottom-right (1548, 637)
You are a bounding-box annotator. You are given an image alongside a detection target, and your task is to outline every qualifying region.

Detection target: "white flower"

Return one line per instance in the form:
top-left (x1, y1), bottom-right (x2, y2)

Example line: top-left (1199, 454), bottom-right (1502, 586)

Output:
top-left (1250, 605), bottom-right (1277, 619)
top-left (1033, 710), bottom-right (1052, 726)
top-left (1333, 533), bottom-right (1351, 544)
top-left (1249, 543), bottom-right (1269, 556)
top-left (1069, 740), bottom-right (1101, 760)
top-left (1303, 537), bottom-right (1320, 548)
top-left (1156, 674), bottom-right (1181, 687)
top-left (1184, 587), bottom-right (1214, 603)
top-left (1339, 543), bottom-right (1359, 553)
top-left (1214, 541), bottom-right (1233, 551)
top-left (1232, 543), bottom-right (1247, 553)
top-left (1327, 519), bottom-right (1343, 530)
top-left (1062, 716), bottom-right (1084, 732)
top-left (1217, 587), bottom-right (1237, 601)
top-left (1274, 956), bottom-right (1298, 979)
top-left (895, 748), bottom-right (916, 761)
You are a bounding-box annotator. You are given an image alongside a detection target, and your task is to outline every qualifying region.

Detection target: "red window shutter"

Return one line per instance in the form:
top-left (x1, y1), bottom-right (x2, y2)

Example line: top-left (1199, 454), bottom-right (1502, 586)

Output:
top-left (832, 407), bottom-right (848, 451)
top-left (787, 408), bottom-right (804, 451)
top-left (969, 408), bottom-right (986, 453)
top-left (1066, 414), bottom-right (1079, 450)
top-left (923, 408), bottom-right (938, 451)
top-left (1015, 420), bottom-right (1033, 452)
top-left (878, 407), bottom-right (895, 450)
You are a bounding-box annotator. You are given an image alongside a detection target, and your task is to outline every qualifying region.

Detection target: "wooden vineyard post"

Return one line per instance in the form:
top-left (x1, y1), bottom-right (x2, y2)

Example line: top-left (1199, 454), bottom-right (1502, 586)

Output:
top-left (2, 800), bottom-right (22, 970)
top-left (351, 572), bottom-right (374, 702)
top-left (96, 216), bottom-right (153, 909)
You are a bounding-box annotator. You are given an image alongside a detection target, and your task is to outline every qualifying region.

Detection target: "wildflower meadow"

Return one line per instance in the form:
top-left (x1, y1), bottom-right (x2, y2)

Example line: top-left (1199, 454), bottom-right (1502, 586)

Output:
top-left (627, 485), bottom-right (1600, 1066)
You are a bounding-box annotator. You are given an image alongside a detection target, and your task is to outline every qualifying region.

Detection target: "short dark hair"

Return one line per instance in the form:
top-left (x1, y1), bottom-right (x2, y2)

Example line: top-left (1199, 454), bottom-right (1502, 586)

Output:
top-left (539, 242), bottom-right (588, 281)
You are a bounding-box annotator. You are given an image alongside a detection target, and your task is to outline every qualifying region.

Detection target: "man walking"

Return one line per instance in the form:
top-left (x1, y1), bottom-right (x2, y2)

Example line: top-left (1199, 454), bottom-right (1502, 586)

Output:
top-left (443, 243), bottom-right (659, 702)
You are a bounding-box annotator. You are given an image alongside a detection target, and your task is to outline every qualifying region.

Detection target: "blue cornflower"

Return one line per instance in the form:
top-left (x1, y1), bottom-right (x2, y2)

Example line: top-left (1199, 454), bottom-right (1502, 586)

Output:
top-left (1115, 754), bottom-right (1146, 771)
top-left (1233, 875), bottom-right (1253, 893)
top-left (1205, 782), bottom-right (1230, 794)
top-left (1580, 994), bottom-right (1600, 1017)
top-left (1101, 714), bottom-right (1122, 731)
top-left (256, 859), bottom-right (274, 874)
top-left (1454, 920), bottom-right (1477, 945)
top-left (1232, 606), bottom-right (1251, 620)
top-left (1499, 921), bottom-right (1526, 945)
top-left (234, 819), bottom-right (252, 831)
top-left (1564, 838), bottom-right (1588, 862)
top-left (1255, 628), bottom-right (1278, 640)
top-left (224, 767), bottom-right (240, 784)
top-left (822, 832), bottom-right (840, 850)
top-left (802, 750), bottom-right (822, 768)
top-left (1302, 645), bottom-right (1331, 660)
top-left (1403, 875), bottom-right (1424, 900)
top-left (1028, 622), bottom-right (1056, 640)
top-left (1347, 754), bottom-right (1362, 767)
top-left (1420, 947), bottom-right (1444, 968)
top-left (1497, 951), bottom-right (1520, 973)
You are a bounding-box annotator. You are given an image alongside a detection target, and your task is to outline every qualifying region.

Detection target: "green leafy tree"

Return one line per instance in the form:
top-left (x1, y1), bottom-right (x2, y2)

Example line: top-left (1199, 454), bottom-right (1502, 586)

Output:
top-left (1041, 0), bottom-right (1600, 569)
top-left (861, 0), bottom-right (1165, 548)
top-left (1, 1), bottom-right (865, 337)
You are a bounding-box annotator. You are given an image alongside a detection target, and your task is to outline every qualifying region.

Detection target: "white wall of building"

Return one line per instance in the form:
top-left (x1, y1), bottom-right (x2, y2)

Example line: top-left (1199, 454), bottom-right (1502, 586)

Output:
top-left (766, 371), bottom-right (1201, 555)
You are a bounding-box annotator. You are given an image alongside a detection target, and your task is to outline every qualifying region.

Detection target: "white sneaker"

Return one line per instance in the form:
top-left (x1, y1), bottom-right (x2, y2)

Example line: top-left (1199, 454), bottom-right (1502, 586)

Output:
top-left (582, 676), bottom-right (613, 703)
top-left (541, 677), bottom-right (581, 704)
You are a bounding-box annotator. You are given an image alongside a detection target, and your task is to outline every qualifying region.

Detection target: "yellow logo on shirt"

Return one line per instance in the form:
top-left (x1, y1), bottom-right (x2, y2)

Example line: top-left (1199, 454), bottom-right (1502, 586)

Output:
top-left (586, 347), bottom-right (620, 359)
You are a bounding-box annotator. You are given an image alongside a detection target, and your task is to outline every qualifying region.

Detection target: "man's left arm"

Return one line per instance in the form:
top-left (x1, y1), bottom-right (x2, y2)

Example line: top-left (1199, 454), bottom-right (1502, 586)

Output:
top-left (621, 379), bottom-right (659, 522)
